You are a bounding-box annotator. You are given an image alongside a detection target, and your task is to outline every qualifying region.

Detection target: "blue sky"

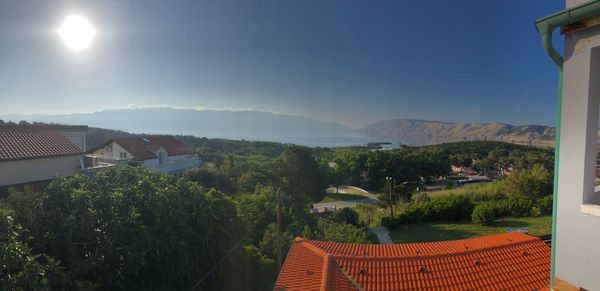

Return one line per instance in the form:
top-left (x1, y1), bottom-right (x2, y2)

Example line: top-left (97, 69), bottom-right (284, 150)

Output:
top-left (0, 0), bottom-right (564, 128)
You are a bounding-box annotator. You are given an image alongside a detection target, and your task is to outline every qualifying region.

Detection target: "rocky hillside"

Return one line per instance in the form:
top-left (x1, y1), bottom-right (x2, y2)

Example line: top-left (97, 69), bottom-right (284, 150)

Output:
top-left (359, 119), bottom-right (557, 147)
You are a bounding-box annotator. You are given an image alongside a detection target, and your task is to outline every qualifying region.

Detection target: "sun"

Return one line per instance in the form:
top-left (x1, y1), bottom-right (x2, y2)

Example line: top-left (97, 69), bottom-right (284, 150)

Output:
top-left (57, 15), bottom-right (96, 52)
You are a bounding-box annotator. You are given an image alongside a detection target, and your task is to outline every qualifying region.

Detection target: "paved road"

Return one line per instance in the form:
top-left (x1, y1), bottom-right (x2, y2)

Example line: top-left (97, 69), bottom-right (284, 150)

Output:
top-left (369, 226), bottom-right (393, 244)
top-left (313, 185), bottom-right (381, 212)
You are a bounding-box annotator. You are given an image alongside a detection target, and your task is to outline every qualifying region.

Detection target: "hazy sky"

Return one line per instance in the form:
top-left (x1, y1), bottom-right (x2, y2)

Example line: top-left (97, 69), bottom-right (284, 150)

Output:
top-left (0, 0), bottom-right (564, 128)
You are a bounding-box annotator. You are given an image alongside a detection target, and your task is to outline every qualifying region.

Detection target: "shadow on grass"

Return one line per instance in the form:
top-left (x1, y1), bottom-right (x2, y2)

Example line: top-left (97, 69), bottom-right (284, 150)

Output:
top-left (389, 222), bottom-right (481, 243)
top-left (490, 218), bottom-right (528, 228)
top-left (388, 217), bottom-right (541, 243)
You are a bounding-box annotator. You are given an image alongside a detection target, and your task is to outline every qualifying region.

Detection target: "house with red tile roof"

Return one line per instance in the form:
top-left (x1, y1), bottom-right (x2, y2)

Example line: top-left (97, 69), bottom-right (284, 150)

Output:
top-left (274, 232), bottom-right (550, 290)
top-left (89, 136), bottom-right (200, 175)
top-left (0, 124), bottom-right (86, 187)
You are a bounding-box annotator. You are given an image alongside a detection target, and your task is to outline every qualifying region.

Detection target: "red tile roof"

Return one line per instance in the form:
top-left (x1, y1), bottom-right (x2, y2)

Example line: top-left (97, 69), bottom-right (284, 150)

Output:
top-left (274, 233), bottom-right (550, 291)
top-left (96, 136), bottom-right (193, 161)
top-left (0, 125), bottom-right (83, 162)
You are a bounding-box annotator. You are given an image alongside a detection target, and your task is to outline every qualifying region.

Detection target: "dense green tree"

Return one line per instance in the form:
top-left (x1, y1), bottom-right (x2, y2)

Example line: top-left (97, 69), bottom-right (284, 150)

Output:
top-left (26, 166), bottom-right (243, 291)
top-left (502, 164), bottom-right (552, 200)
top-left (0, 209), bottom-right (59, 291)
top-left (300, 219), bottom-right (368, 243)
top-left (235, 186), bottom-right (276, 244)
top-left (185, 166), bottom-right (237, 195)
top-left (236, 171), bottom-right (271, 195)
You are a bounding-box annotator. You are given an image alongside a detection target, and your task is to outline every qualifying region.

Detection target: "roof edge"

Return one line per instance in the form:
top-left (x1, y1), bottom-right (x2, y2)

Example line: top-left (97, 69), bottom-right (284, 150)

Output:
top-left (0, 151), bottom-right (83, 163)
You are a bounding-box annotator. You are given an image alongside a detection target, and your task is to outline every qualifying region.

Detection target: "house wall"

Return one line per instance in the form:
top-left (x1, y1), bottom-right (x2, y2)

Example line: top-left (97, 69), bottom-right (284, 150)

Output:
top-left (0, 155), bottom-right (81, 187)
top-left (157, 155), bottom-right (201, 174)
top-left (58, 129), bottom-right (86, 151)
top-left (555, 4), bottom-right (600, 288)
top-left (91, 142), bottom-right (200, 174)
top-left (93, 142), bottom-right (133, 159)
top-left (143, 158), bottom-right (160, 169)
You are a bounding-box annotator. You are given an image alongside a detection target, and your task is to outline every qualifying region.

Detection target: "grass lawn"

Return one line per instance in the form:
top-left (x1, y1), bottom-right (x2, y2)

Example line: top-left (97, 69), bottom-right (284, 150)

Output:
top-left (388, 215), bottom-right (551, 243)
top-left (320, 193), bottom-right (369, 202)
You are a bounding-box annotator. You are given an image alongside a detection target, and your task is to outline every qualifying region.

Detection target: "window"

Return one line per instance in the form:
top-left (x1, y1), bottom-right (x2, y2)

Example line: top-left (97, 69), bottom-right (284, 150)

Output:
top-left (581, 46), bottom-right (600, 216)
top-left (120, 152), bottom-right (127, 158)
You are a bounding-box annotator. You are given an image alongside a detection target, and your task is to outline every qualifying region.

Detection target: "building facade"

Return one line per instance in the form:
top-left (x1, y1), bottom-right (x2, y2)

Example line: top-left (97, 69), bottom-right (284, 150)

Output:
top-left (0, 125), bottom-right (85, 187)
top-left (89, 136), bottom-right (201, 175)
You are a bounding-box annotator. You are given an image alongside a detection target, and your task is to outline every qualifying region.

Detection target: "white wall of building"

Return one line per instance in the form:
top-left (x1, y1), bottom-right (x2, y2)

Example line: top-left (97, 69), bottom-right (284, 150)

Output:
top-left (0, 155), bottom-right (81, 187)
top-left (58, 130), bottom-right (86, 151)
top-left (555, 4), bottom-right (600, 288)
top-left (93, 142), bottom-right (133, 159)
top-left (91, 141), bottom-right (200, 174)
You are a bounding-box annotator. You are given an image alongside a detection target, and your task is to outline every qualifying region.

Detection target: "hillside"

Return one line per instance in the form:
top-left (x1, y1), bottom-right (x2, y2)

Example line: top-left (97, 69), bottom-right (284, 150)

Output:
top-left (359, 119), bottom-right (557, 147)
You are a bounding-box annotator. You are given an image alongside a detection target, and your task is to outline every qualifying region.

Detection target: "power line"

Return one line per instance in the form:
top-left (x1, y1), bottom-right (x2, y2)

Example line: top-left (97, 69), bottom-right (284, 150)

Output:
top-left (190, 232), bottom-right (249, 290)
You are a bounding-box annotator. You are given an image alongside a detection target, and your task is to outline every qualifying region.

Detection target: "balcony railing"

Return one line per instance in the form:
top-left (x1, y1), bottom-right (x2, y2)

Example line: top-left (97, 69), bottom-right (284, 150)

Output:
top-left (83, 154), bottom-right (131, 170)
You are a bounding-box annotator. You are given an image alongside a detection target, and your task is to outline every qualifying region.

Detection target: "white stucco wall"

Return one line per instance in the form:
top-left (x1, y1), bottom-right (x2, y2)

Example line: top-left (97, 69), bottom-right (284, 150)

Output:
top-left (91, 142), bottom-right (200, 173)
top-left (555, 4), bottom-right (600, 288)
top-left (143, 158), bottom-right (160, 168)
top-left (93, 142), bottom-right (133, 159)
top-left (0, 155), bottom-right (81, 187)
top-left (58, 130), bottom-right (86, 151)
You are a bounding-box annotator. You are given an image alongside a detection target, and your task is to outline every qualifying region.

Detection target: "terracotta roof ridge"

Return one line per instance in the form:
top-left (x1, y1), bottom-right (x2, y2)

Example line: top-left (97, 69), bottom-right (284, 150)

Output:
top-left (332, 261), bottom-right (363, 291)
top-left (295, 237), bottom-right (331, 258)
top-left (292, 237), bottom-right (335, 291)
top-left (330, 236), bottom-right (543, 261)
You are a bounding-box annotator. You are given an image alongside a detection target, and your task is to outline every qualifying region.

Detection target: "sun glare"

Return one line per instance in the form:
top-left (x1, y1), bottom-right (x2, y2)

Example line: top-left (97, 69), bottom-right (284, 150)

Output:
top-left (57, 15), bottom-right (96, 52)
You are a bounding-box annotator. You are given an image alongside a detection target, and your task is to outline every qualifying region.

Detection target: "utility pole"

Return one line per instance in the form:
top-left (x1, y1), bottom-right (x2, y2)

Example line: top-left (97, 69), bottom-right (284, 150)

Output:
top-left (389, 178), bottom-right (394, 219)
top-left (276, 188), bottom-right (282, 271)
top-left (393, 178), bottom-right (396, 204)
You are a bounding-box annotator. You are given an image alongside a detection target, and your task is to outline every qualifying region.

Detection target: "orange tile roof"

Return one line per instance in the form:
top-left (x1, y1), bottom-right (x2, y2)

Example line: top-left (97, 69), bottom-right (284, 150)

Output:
top-left (0, 125), bottom-right (83, 162)
top-left (274, 233), bottom-right (550, 291)
top-left (92, 136), bottom-right (193, 161)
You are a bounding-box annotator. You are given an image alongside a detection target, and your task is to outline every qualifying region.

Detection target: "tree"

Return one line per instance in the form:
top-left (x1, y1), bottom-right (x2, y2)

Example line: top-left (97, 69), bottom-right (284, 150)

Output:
top-left (502, 164), bottom-right (552, 200)
top-left (237, 171), bottom-right (270, 195)
top-left (0, 209), bottom-right (58, 291)
top-left (277, 146), bottom-right (328, 203)
top-left (235, 186), bottom-right (276, 244)
top-left (28, 166), bottom-right (243, 290)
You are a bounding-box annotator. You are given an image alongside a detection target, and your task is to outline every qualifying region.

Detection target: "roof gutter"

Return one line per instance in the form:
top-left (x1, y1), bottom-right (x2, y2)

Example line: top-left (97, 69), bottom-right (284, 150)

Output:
top-left (534, 1), bottom-right (600, 287)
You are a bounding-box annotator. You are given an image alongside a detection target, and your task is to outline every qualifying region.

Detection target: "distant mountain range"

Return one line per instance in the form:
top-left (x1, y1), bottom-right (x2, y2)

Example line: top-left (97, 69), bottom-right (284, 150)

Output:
top-left (358, 119), bottom-right (556, 147)
top-left (1, 108), bottom-right (564, 147)
top-left (0, 108), bottom-right (368, 147)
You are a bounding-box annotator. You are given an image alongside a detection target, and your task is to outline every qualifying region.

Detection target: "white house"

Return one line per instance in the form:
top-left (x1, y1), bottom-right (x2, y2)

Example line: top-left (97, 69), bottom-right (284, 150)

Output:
top-left (0, 124), bottom-right (86, 188)
top-left (89, 136), bottom-right (201, 175)
top-left (536, 0), bottom-right (600, 289)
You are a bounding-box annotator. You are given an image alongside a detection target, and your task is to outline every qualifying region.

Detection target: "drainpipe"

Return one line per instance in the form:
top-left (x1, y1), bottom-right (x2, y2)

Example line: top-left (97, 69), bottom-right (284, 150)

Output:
top-left (535, 0), bottom-right (600, 287)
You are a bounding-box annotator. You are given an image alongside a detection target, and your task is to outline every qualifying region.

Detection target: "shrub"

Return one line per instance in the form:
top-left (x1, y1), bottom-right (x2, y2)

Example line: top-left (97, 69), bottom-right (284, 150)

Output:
top-left (334, 208), bottom-right (360, 226)
top-left (303, 219), bottom-right (369, 243)
top-left (502, 164), bottom-right (552, 200)
top-left (538, 195), bottom-right (553, 214)
top-left (505, 195), bottom-right (534, 217)
top-left (384, 194), bottom-right (474, 226)
top-left (471, 203), bottom-right (497, 225)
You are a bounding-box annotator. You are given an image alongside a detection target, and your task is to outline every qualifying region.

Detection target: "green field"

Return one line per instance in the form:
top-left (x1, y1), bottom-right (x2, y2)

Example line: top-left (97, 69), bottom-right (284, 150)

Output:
top-left (389, 215), bottom-right (551, 243)
top-left (320, 193), bottom-right (369, 202)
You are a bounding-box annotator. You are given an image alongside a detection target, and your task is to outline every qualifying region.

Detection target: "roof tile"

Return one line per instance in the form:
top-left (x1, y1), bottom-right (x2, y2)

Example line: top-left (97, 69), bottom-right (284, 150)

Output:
top-left (0, 125), bottom-right (83, 162)
top-left (274, 233), bottom-right (550, 290)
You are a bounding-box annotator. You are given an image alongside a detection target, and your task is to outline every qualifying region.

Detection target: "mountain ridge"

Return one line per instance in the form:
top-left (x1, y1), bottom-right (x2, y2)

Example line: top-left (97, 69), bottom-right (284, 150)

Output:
top-left (359, 119), bottom-right (557, 147)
